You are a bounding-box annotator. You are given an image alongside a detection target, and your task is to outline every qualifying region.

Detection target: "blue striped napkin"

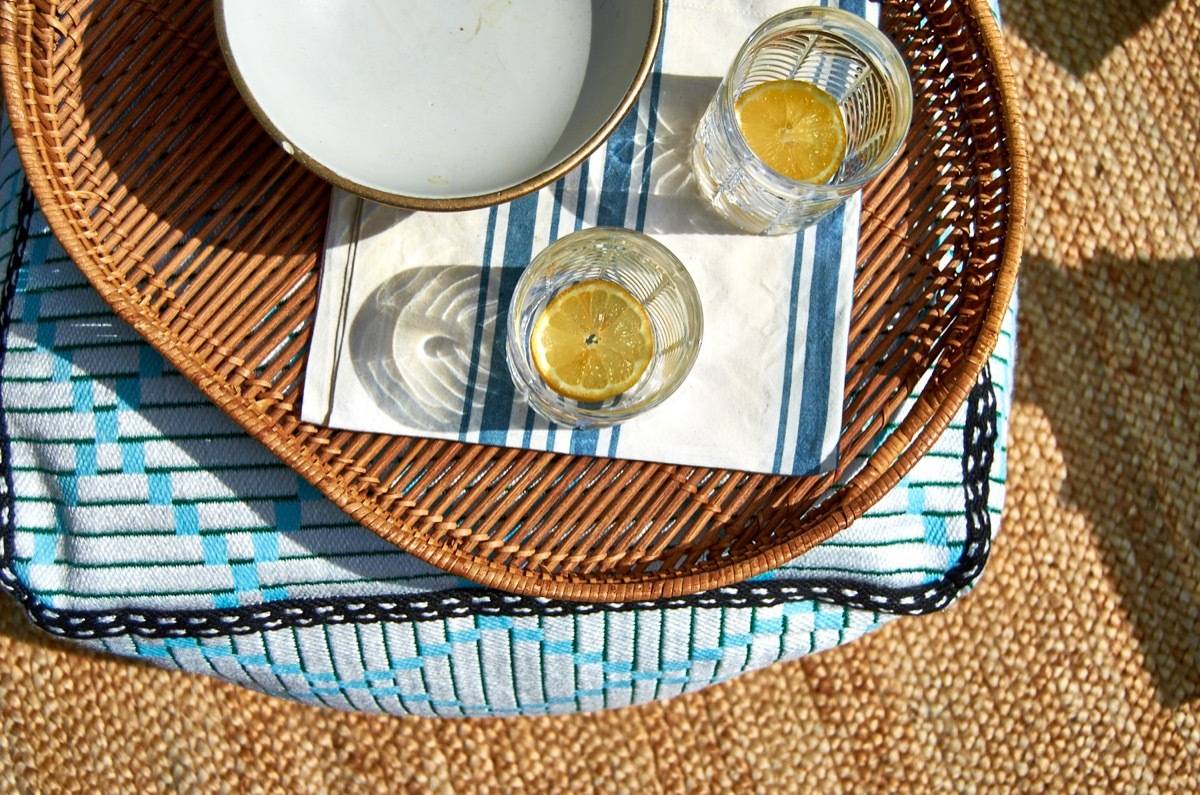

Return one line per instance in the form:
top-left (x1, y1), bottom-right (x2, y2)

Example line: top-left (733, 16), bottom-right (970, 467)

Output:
top-left (302, 0), bottom-right (874, 476)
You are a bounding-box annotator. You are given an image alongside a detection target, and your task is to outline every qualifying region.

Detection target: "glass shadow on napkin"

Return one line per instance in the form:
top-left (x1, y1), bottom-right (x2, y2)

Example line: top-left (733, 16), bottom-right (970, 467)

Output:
top-left (348, 265), bottom-right (513, 433)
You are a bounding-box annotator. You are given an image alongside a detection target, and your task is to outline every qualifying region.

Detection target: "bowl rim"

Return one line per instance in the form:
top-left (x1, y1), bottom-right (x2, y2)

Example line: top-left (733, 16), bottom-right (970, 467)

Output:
top-left (213, 0), bottom-right (665, 212)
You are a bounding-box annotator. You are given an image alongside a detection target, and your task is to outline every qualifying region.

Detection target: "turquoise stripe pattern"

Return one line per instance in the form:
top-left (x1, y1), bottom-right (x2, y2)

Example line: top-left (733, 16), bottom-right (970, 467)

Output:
top-left (0, 0), bottom-right (1016, 716)
top-left (103, 603), bottom-right (886, 716)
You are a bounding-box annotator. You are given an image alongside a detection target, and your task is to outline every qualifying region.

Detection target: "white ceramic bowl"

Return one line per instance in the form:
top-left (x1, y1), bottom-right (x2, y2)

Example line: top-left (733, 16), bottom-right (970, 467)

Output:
top-left (215, 0), bottom-right (663, 211)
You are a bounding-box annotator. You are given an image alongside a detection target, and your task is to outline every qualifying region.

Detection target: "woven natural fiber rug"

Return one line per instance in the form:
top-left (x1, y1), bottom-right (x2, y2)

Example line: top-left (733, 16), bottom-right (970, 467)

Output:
top-left (2, 0), bottom-right (1197, 790)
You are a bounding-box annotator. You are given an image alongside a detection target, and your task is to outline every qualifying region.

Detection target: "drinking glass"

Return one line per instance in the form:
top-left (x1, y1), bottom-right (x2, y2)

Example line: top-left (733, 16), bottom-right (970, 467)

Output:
top-left (506, 228), bottom-right (703, 428)
top-left (691, 6), bottom-right (913, 235)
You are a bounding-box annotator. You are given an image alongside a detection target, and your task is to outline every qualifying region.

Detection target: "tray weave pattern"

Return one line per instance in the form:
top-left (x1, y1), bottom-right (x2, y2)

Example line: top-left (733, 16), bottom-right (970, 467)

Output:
top-left (0, 0), bottom-right (1024, 601)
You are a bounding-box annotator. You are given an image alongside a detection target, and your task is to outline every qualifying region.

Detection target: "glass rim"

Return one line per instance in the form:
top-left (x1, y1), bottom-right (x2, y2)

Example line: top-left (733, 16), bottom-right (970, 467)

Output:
top-left (719, 5), bottom-right (914, 196)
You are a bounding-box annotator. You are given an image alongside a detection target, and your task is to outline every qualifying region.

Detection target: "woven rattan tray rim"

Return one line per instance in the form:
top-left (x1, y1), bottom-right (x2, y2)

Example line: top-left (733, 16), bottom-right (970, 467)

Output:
top-left (0, 0), bottom-right (1025, 601)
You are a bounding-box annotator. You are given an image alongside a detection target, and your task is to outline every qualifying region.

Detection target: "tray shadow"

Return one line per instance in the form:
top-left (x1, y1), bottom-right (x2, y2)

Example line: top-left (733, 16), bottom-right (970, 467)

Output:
top-left (1020, 253), bottom-right (1200, 708)
top-left (75, 0), bottom-right (329, 266)
top-left (1006, 0), bottom-right (1173, 76)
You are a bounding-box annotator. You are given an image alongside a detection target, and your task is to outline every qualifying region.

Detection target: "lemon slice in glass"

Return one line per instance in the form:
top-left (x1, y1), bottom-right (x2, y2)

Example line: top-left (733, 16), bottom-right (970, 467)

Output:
top-left (530, 279), bottom-right (655, 402)
top-left (735, 79), bottom-right (848, 184)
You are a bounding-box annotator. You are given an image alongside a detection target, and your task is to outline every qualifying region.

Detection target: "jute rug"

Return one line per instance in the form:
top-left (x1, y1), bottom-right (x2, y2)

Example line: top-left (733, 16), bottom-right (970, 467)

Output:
top-left (2, 0), bottom-right (1196, 791)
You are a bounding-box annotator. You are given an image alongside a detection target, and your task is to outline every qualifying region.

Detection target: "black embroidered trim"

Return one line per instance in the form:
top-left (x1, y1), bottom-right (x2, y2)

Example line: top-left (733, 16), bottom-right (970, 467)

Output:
top-left (0, 178), bottom-right (997, 640)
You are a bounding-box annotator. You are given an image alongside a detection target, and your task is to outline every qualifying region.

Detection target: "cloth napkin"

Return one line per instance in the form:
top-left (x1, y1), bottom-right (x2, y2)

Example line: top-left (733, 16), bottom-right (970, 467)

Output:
top-left (302, 0), bottom-right (876, 476)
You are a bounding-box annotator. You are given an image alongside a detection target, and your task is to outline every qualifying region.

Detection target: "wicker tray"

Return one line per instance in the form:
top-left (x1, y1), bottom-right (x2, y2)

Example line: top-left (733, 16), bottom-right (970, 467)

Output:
top-left (0, 0), bottom-right (1024, 602)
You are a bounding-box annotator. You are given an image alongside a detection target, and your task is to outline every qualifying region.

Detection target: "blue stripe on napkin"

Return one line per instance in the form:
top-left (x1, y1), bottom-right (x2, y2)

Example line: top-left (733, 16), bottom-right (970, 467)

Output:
top-left (309, 0), bottom-right (871, 476)
top-left (479, 194), bottom-right (539, 445)
top-left (794, 205), bottom-right (845, 471)
top-left (569, 86), bottom-right (645, 457)
top-left (459, 207), bottom-right (499, 439)
top-left (607, 16), bottom-right (670, 459)
top-left (773, 234), bottom-right (809, 472)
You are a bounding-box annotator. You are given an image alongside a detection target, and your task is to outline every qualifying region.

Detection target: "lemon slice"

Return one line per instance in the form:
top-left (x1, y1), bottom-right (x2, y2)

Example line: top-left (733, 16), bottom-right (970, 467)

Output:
top-left (735, 80), bottom-right (848, 184)
top-left (530, 279), bottom-right (655, 402)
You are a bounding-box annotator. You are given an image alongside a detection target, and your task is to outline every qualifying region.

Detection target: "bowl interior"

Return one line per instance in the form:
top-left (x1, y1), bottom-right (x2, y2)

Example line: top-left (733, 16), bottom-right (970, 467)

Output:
top-left (218, 0), bottom-right (657, 206)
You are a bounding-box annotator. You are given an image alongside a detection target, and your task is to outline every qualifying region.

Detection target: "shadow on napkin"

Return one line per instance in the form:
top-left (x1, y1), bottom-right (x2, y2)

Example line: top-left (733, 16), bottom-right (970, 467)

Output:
top-left (348, 265), bottom-right (514, 433)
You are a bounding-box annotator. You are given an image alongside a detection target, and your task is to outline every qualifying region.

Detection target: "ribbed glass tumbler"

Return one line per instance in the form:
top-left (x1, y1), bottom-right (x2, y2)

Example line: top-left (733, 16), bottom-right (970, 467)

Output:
top-left (692, 6), bottom-right (913, 234)
top-left (506, 228), bottom-right (703, 429)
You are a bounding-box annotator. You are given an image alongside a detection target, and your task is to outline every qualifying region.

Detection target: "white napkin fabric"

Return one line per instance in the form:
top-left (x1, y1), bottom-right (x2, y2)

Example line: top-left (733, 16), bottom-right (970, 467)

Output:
top-left (302, 0), bottom-right (875, 475)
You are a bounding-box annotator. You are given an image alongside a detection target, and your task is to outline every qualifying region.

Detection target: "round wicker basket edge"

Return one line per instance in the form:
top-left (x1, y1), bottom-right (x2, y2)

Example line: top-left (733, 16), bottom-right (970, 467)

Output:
top-left (0, 0), bottom-right (1025, 602)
